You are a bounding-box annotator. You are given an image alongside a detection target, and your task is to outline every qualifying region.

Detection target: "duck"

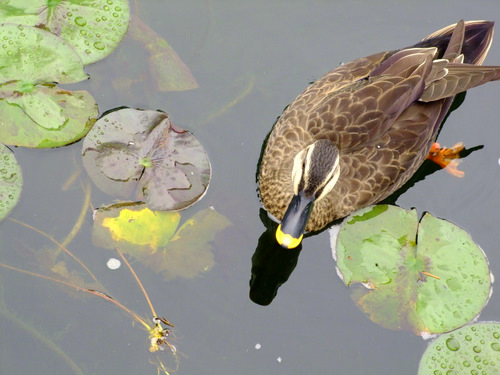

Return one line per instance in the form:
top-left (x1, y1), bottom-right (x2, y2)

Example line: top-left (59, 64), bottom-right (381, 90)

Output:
top-left (258, 20), bottom-right (500, 249)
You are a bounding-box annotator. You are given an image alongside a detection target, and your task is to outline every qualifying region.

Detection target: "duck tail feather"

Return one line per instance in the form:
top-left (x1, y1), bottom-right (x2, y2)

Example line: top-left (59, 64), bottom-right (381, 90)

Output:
top-left (414, 20), bottom-right (494, 65)
top-left (421, 64), bottom-right (500, 102)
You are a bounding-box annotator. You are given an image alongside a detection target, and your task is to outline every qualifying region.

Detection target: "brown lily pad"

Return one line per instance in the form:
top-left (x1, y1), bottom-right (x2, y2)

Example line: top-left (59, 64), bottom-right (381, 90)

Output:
top-left (82, 108), bottom-right (211, 210)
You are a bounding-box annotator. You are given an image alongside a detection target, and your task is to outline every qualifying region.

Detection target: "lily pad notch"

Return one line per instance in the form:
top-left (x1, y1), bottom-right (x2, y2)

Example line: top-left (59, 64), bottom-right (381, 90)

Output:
top-left (332, 205), bottom-right (493, 335)
top-left (82, 107), bottom-right (211, 211)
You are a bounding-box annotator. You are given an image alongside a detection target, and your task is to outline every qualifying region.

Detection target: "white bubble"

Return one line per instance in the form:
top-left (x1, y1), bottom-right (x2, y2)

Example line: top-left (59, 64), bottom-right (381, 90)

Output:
top-left (255, 343), bottom-right (261, 350)
top-left (107, 258), bottom-right (121, 270)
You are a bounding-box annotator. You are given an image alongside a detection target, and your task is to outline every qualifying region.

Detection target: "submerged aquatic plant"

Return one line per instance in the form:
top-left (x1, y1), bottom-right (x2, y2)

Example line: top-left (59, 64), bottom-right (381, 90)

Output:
top-left (0, 179), bottom-right (179, 374)
top-left (127, 15), bottom-right (198, 92)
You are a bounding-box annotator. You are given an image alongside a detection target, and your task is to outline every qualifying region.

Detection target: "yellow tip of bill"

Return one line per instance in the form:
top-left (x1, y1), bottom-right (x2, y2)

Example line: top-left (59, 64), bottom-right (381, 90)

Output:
top-left (276, 224), bottom-right (303, 249)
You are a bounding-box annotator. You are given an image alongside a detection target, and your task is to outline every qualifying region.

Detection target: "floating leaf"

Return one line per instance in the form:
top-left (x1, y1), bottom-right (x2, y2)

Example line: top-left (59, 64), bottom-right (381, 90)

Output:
top-left (0, 144), bottom-right (22, 221)
top-left (93, 202), bottom-right (181, 251)
top-left (82, 108), bottom-right (211, 210)
top-left (0, 24), bottom-right (97, 148)
top-left (0, 0), bottom-right (130, 65)
top-left (142, 207), bottom-right (232, 280)
top-left (0, 86), bottom-right (98, 148)
top-left (334, 205), bottom-right (492, 335)
top-left (0, 23), bottom-right (87, 83)
top-left (418, 322), bottom-right (500, 374)
top-left (93, 205), bottom-right (231, 280)
top-left (127, 15), bottom-right (198, 92)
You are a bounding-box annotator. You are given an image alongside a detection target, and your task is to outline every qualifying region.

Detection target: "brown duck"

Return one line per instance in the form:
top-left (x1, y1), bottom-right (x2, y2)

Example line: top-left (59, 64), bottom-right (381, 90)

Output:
top-left (258, 20), bottom-right (500, 249)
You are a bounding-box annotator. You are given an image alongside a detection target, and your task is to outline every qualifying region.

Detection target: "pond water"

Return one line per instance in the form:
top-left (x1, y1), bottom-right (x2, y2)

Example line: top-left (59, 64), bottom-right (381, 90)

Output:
top-left (2, 1), bottom-right (500, 374)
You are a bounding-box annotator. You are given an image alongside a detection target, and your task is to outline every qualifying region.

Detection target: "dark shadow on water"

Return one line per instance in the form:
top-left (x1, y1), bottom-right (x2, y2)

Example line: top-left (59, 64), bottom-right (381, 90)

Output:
top-left (249, 209), bottom-right (302, 306)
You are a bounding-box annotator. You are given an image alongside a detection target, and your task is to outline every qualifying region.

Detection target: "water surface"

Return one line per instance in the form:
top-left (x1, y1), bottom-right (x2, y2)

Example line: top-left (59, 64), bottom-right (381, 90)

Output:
top-left (2, 1), bottom-right (500, 374)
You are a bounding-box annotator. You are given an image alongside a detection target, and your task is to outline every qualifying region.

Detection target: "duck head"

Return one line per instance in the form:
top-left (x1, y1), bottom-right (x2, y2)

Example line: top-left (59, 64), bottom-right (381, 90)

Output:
top-left (276, 139), bottom-right (341, 249)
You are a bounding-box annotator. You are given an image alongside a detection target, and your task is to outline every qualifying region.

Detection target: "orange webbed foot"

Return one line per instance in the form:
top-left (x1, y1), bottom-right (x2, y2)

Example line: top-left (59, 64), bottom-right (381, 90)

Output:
top-left (426, 142), bottom-right (465, 178)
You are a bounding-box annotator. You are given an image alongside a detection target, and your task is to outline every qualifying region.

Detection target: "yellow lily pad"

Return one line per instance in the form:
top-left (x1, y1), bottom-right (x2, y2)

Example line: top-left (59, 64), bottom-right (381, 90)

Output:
top-left (93, 202), bottom-right (181, 251)
top-left (93, 204), bottom-right (231, 280)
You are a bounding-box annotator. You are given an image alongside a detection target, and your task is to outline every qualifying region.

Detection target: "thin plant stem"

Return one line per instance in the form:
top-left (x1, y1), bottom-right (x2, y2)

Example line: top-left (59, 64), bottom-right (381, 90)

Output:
top-left (0, 282), bottom-right (85, 375)
top-left (7, 218), bottom-right (98, 282)
top-left (153, 358), bottom-right (172, 375)
top-left (115, 247), bottom-right (157, 318)
top-left (60, 179), bottom-right (92, 249)
top-left (196, 75), bottom-right (255, 127)
top-left (61, 168), bottom-right (82, 191)
top-left (0, 262), bottom-right (150, 331)
top-left (3, 310), bottom-right (86, 375)
top-left (78, 175), bottom-right (96, 213)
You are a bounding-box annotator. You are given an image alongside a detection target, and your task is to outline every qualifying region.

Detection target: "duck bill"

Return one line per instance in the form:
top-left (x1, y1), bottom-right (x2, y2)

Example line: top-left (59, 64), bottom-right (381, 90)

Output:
top-left (276, 192), bottom-right (314, 249)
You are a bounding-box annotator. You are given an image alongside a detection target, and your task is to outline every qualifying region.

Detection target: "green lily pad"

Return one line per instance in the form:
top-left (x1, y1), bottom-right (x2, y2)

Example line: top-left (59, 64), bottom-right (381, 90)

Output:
top-left (334, 205), bottom-right (492, 335)
top-left (0, 0), bottom-right (130, 65)
top-left (82, 108), bottom-right (211, 211)
top-left (93, 202), bottom-right (181, 251)
top-left (0, 86), bottom-right (98, 148)
top-left (0, 23), bottom-right (87, 83)
top-left (0, 24), bottom-right (97, 148)
top-left (418, 322), bottom-right (500, 374)
top-left (0, 144), bottom-right (22, 221)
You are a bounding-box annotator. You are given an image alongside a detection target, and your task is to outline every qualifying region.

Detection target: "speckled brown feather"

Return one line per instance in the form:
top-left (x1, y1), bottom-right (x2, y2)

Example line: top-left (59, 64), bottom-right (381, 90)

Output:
top-left (259, 20), bottom-right (500, 232)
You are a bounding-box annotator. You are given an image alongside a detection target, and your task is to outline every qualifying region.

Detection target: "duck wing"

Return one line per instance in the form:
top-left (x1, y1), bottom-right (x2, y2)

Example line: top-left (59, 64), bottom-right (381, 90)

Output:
top-left (305, 48), bottom-right (437, 152)
top-left (284, 51), bottom-right (392, 115)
